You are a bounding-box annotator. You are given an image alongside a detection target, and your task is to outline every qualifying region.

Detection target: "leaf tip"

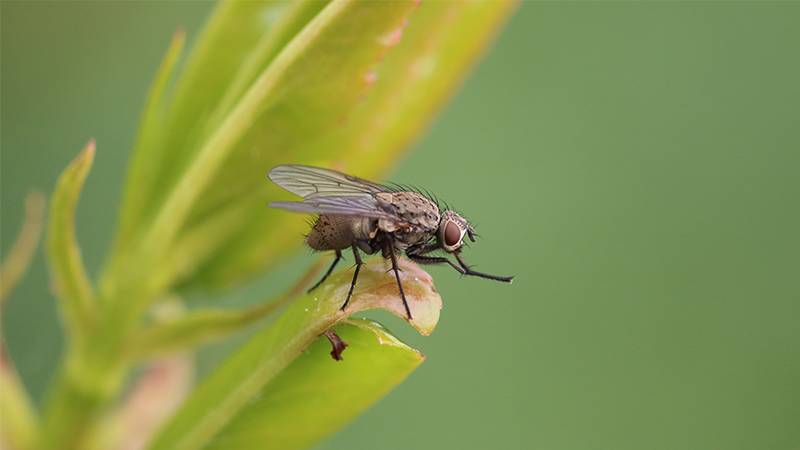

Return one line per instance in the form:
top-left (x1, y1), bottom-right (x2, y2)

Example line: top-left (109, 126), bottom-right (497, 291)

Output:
top-left (172, 27), bottom-right (187, 47)
top-left (25, 190), bottom-right (46, 213)
top-left (343, 258), bottom-right (443, 337)
top-left (78, 139), bottom-right (97, 165)
top-left (65, 139), bottom-right (97, 179)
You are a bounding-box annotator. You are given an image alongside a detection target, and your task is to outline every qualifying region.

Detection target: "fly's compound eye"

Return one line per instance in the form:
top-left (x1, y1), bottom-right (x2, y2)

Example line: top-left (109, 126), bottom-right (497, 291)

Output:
top-left (441, 220), bottom-right (463, 251)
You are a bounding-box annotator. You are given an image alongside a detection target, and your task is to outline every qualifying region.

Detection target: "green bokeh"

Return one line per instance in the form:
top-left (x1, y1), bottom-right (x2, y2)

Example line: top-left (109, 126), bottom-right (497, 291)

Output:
top-left (2, 2), bottom-right (798, 450)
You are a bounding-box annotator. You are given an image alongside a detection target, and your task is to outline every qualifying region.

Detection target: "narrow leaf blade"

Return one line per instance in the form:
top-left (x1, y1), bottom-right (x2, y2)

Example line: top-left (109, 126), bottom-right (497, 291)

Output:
top-left (130, 259), bottom-right (327, 359)
top-left (114, 30), bottom-right (186, 249)
top-left (47, 140), bottom-right (96, 333)
top-left (0, 191), bottom-right (45, 304)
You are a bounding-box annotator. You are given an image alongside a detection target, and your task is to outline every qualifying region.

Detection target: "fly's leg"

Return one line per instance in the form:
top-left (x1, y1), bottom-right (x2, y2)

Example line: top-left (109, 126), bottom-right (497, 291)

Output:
top-left (340, 245), bottom-right (363, 312)
top-left (308, 249), bottom-right (343, 293)
top-left (453, 252), bottom-right (514, 283)
top-left (407, 244), bottom-right (514, 282)
top-left (387, 241), bottom-right (413, 320)
top-left (406, 244), bottom-right (465, 275)
top-left (406, 242), bottom-right (439, 256)
top-left (323, 329), bottom-right (348, 361)
top-left (407, 254), bottom-right (465, 275)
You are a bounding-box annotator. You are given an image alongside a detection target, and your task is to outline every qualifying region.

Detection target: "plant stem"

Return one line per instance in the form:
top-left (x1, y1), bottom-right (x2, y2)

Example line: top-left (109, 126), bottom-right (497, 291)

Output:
top-left (41, 265), bottom-right (157, 450)
top-left (40, 345), bottom-right (127, 450)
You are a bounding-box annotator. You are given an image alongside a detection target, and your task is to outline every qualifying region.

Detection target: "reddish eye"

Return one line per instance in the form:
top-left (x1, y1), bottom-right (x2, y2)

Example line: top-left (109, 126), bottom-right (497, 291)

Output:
top-left (444, 221), bottom-right (461, 248)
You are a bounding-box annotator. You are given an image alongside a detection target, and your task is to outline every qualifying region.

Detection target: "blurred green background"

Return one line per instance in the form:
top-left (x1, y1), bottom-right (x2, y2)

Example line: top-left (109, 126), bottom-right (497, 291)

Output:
top-left (2, 2), bottom-right (799, 450)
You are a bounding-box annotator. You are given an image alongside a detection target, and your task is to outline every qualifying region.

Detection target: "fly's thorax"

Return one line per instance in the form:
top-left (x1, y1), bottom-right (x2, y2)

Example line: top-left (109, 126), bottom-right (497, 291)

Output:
top-left (375, 191), bottom-right (440, 233)
top-left (393, 229), bottom-right (436, 251)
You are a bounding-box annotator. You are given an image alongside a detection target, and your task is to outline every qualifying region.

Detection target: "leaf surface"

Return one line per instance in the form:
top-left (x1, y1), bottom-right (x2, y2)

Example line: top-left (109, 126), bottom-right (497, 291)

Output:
top-left (148, 258), bottom-right (440, 450)
top-left (205, 318), bottom-right (422, 450)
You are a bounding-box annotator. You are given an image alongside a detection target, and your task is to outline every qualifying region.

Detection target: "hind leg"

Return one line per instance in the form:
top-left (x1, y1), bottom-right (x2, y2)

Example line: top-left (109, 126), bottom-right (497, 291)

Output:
top-left (307, 249), bottom-right (343, 292)
top-left (340, 245), bottom-right (363, 311)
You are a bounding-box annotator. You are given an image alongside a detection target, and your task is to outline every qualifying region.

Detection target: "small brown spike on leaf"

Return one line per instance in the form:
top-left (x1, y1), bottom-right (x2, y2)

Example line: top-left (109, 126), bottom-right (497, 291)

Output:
top-left (323, 329), bottom-right (348, 361)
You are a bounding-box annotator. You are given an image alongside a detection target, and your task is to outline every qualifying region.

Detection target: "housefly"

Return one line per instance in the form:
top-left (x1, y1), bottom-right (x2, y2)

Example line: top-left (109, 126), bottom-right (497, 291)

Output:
top-left (268, 164), bottom-right (514, 322)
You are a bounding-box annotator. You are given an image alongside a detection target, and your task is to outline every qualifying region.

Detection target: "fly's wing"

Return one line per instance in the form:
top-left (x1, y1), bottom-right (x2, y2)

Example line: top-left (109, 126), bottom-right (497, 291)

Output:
top-left (268, 164), bottom-right (387, 199)
top-left (268, 164), bottom-right (397, 220)
top-left (269, 196), bottom-right (395, 219)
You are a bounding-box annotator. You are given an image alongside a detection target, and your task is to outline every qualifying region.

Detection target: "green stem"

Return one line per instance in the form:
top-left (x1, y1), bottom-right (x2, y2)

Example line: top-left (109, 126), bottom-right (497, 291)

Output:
top-left (40, 344), bottom-right (127, 450)
top-left (41, 268), bottom-right (158, 450)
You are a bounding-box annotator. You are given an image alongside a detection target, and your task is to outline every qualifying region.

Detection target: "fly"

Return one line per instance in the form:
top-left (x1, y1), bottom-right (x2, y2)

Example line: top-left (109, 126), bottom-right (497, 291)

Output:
top-left (267, 164), bottom-right (514, 321)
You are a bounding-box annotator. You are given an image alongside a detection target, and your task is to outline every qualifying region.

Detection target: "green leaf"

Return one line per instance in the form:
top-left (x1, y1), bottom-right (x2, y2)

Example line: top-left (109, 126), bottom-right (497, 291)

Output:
top-left (0, 191), bottom-right (45, 304)
top-left (142, 0), bottom-right (420, 288)
top-left (148, 258), bottom-right (441, 450)
top-left (130, 307), bottom-right (270, 359)
top-left (209, 0), bottom-right (332, 124)
top-left (47, 140), bottom-right (97, 335)
top-left (112, 1), bottom-right (301, 247)
top-left (129, 259), bottom-right (327, 359)
top-left (114, 29), bottom-right (186, 251)
top-left (205, 318), bottom-right (423, 450)
top-left (167, 0), bottom-right (518, 290)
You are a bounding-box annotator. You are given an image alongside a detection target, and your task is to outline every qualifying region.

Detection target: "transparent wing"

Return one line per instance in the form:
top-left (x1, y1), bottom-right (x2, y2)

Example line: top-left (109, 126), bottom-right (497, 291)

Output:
top-left (267, 164), bottom-right (387, 199)
top-left (269, 196), bottom-right (394, 219)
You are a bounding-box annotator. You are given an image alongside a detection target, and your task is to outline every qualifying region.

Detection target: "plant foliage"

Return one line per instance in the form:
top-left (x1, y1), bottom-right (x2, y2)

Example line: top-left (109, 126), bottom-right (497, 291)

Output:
top-left (0, 1), bottom-right (515, 449)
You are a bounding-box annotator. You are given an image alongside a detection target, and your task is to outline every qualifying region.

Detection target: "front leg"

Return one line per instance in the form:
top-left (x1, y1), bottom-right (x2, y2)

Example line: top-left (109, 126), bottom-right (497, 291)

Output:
top-left (407, 253), bottom-right (465, 275)
top-left (406, 243), bottom-right (465, 275)
top-left (406, 242), bottom-right (440, 256)
top-left (454, 251), bottom-right (514, 283)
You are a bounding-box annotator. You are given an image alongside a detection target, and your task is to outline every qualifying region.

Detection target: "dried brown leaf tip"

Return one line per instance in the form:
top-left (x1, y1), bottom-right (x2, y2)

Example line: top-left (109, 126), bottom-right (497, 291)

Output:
top-left (339, 258), bottom-right (443, 336)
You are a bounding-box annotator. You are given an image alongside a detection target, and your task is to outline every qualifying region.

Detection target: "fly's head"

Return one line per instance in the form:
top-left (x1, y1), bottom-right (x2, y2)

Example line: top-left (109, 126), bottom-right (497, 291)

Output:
top-left (437, 210), bottom-right (475, 253)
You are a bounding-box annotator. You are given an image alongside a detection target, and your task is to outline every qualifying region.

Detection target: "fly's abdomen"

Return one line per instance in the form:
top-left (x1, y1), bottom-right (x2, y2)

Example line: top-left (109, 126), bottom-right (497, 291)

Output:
top-left (307, 215), bottom-right (353, 251)
top-left (306, 215), bottom-right (356, 251)
top-left (307, 214), bottom-right (378, 251)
